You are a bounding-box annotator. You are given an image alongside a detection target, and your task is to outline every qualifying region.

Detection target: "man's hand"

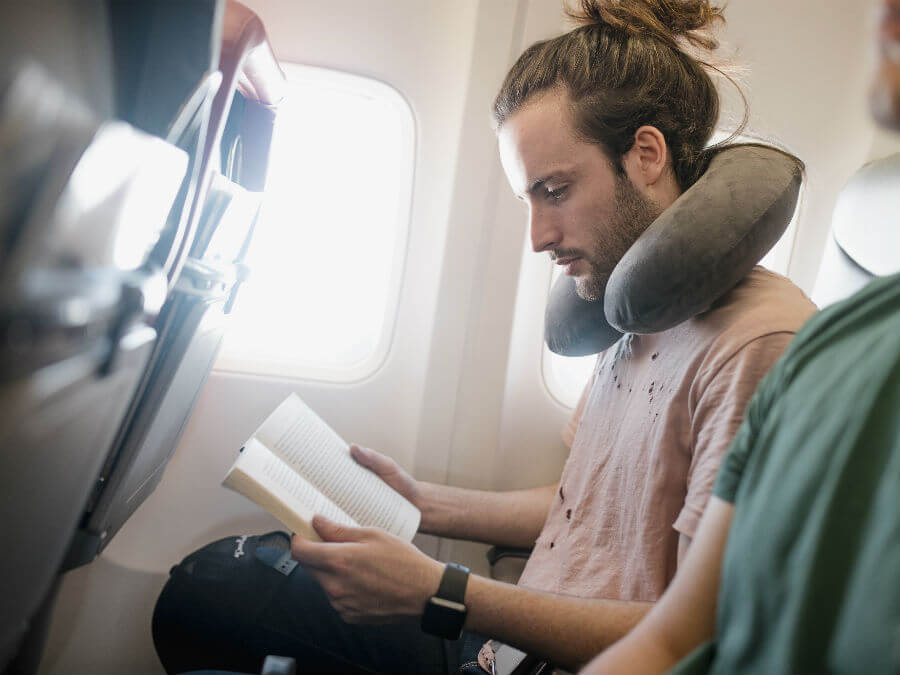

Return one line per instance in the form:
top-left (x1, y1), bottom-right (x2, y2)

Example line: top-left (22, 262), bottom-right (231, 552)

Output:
top-left (290, 515), bottom-right (443, 624)
top-left (350, 444), bottom-right (555, 547)
top-left (350, 444), bottom-right (423, 509)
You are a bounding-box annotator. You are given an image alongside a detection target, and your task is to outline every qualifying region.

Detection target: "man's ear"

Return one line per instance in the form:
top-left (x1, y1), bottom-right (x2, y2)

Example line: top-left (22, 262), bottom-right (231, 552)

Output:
top-left (622, 125), bottom-right (669, 189)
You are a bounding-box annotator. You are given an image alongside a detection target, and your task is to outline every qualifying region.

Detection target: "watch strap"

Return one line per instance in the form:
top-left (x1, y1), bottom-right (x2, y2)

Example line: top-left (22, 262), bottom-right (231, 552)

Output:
top-left (436, 562), bottom-right (469, 603)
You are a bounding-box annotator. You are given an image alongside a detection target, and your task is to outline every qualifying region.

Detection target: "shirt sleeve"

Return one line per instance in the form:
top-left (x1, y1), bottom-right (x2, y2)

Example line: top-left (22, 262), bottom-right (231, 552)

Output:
top-left (713, 337), bottom-right (788, 503)
top-left (673, 332), bottom-right (796, 538)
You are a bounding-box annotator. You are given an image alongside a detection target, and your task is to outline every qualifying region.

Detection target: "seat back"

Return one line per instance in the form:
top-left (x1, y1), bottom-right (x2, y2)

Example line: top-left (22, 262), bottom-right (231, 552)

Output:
top-left (65, 0), bottom-right (285, 568)
top-left (0, 68), bottom-right (185, 675)
top-left (71, 177), bottom-right (261, 565)
top-left (0, 1), bottom-right (113, 121)
top-left (108, 0), bottom-right (222, 140)
top-left (812, 153), bottom-right (900, 307)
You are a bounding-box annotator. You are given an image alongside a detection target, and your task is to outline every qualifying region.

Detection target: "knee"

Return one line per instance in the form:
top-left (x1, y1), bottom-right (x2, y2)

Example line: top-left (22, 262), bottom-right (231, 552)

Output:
top-left (151, 532), bottom-right (296, 673)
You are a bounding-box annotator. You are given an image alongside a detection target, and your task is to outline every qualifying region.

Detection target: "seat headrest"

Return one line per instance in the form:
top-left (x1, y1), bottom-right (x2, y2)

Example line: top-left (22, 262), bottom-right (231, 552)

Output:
top-left (546, 144), bottom-right (803, 356)
top-left (831, 152), bottom-right (900, 278)
top-left (811, 152), bottom-right (900, 307)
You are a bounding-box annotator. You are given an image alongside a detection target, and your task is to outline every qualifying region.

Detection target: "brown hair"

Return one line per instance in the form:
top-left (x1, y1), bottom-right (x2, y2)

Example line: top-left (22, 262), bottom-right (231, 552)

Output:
top-left (493, 0), bottom-right (747, 190)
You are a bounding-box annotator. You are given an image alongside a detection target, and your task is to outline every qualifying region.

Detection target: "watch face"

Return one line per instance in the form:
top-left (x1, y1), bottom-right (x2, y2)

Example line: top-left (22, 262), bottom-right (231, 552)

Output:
top-left (421, 597), bottom-right (467, 640)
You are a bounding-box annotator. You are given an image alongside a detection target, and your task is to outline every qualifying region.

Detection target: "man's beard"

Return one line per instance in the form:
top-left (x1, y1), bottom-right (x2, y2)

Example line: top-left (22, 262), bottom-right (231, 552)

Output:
top-left (574, 175), bottom-right (662, 301)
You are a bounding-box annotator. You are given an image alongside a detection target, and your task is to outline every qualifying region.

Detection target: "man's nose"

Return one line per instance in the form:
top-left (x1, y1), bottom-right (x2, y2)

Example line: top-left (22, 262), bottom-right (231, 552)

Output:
top-left (529, 207), bottom-right (562, 253)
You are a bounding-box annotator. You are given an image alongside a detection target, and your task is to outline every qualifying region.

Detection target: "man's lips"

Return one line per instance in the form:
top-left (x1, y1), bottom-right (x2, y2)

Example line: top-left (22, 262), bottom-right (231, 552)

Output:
top-left (554, 256), bottom-right (584, 276)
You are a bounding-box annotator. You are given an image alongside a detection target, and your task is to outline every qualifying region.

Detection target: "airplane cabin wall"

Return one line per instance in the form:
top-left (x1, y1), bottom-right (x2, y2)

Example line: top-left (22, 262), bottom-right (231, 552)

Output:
top-left (40, 2), bottom-right (888, 674)
top-left (722, 0), bottom-right (881, 291)
top-left (868, 125), bottom-right (900, 160)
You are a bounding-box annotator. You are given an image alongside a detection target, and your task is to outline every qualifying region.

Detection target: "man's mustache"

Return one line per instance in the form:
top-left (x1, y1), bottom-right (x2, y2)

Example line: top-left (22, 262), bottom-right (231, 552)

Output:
top-left (550, 248), bottom-right (585, 262)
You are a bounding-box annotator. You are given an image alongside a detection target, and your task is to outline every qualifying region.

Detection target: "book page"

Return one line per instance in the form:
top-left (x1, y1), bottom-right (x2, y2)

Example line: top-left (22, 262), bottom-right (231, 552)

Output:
top-left (252, 394), bottom-right (420, 541)
top-left (222, 438), bottom-right (358, 542)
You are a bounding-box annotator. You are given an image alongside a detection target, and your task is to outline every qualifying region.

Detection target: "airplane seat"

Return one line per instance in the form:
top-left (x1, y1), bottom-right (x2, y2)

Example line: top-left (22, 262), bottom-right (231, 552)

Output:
top-left (68, 175), bottom-right (264, 568)
top-left (0, 1), bottom-right (114, 121)
top-left (63, 0), bottom-right (286, 572)
top-left (812, 152), bottom-right (900, 308)
top-left (108, 0), bottom-right (223, 142)
top-left (0, 61), bottom-right (187, 675)
top-left (59, 0), bottom-right (227, 572)
top-left (106, 0), bottom-right (226, 287)
top-left (0, 2), bottom-right (231, 672)
top-left (1, 3), bottom-right (291, 673)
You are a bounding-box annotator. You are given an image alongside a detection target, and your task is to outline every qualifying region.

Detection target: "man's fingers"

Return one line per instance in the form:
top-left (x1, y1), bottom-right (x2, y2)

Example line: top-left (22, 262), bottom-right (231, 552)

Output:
top-left (350, 444), bottom-right (397, 476)
top-left (291, 517), bottom-right (370, 568)
top-left (312, 515), bottom-right (365, 543)
top-left (290, 533), bottom-right (339, 569)
top-left (350, 443), bottom-right (379, 470)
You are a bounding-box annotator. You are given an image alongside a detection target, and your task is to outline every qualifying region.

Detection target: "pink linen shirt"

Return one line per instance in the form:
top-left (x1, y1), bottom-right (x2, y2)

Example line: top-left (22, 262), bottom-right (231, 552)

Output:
top-left (517, 267), bottom-right (816, 601)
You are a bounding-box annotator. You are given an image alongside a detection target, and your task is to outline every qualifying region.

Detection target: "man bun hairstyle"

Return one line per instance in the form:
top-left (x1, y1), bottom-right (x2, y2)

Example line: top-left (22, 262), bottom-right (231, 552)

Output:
top-left (566, 0), bottom-right (724, 51)
top-left (494, 0), bottom-right (748, 190)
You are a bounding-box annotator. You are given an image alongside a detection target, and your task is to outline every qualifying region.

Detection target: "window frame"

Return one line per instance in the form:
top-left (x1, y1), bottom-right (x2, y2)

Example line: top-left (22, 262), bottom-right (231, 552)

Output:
top-left (214, 63), bottom-right (417, 383)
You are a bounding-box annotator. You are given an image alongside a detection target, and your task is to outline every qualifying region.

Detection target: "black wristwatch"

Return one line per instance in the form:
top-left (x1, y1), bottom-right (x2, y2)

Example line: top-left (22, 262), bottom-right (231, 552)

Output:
top-left (420, 562), bottom-right (470, 639)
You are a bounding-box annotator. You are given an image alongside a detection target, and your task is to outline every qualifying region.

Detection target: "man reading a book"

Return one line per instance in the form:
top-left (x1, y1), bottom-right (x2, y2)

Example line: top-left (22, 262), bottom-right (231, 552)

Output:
top-left (152, 1), bottom-right (816, 673)
top-left (578, 2), bottom-right (900, 673)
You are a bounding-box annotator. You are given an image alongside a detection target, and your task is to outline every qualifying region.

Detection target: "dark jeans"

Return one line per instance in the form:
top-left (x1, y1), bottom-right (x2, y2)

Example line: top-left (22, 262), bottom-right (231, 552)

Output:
top-left (152, 533), bottom-right (487, 674)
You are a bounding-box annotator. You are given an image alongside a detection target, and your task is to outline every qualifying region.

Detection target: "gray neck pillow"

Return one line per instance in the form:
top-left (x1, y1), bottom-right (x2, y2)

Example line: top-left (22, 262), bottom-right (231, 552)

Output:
top-left (545, 144), bottom-right (803, 356)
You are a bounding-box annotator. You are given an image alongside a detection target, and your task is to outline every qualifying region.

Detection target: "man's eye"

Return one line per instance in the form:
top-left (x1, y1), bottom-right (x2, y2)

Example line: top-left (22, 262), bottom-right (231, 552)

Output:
top-left (546, 186), bottom-right (568, 201)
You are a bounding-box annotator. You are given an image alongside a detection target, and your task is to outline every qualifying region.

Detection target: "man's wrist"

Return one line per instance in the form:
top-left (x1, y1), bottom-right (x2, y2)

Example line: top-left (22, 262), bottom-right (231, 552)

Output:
top-left (415, 481), bottom-right (443, 535)
top-left (420, 556), bottom-right (445, 604)
top-left (421, 562), bottom-right (470, 638)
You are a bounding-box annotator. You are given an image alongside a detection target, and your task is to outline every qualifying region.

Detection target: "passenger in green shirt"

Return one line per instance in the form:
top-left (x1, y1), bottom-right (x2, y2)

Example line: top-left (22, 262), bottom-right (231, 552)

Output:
top-left (581, 1), bottom-right (900, 672)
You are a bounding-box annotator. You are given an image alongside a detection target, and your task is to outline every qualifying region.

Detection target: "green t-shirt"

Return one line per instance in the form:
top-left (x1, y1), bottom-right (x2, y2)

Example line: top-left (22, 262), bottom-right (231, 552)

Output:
top-left (670, 273), bottom-right (900, 675)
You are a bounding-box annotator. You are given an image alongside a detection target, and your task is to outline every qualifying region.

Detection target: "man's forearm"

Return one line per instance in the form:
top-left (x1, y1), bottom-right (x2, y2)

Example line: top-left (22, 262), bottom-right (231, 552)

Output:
top-left (416, 482), bottom-right (556, 549)
top-left (463, 574), bottom-right (652, 671)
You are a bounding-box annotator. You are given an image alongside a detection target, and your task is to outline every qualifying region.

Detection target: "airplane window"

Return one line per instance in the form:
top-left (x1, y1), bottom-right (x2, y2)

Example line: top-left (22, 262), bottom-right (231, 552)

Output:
top-left (541, 264), bottom-right (598, 409)
top-left (542, 131), bottom-right (803, 408)
top-left (216, 64), bottom-right (414, 381)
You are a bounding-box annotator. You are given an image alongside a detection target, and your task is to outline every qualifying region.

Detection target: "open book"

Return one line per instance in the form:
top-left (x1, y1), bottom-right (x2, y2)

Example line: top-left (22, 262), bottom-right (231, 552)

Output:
top-left (222, 394), bottom-right (421, 542)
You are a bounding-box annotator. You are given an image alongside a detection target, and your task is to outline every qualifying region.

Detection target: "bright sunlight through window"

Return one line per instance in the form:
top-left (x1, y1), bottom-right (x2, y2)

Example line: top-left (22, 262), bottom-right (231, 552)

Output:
top-left (541, 264), bottom-right (597, 409)
top-left (217, 64), bottom-right (414, 381)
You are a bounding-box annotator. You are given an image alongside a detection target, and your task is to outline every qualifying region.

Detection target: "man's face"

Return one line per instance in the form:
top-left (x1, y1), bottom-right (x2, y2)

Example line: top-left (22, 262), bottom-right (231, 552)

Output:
top-left (871, 0), bottom-right (900, 129)
top-left (498, 90), bottom-right (661, 301)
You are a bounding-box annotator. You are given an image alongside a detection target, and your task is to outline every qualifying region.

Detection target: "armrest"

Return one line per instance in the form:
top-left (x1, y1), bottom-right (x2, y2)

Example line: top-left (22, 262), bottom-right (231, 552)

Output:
top-left (486, 546), bottom-right (533, 566)
top-left (486, 546), bottom-right (533, 584)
